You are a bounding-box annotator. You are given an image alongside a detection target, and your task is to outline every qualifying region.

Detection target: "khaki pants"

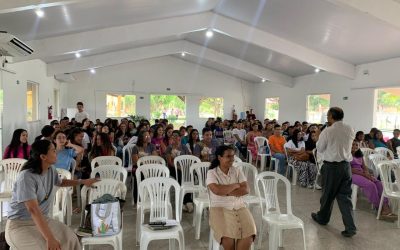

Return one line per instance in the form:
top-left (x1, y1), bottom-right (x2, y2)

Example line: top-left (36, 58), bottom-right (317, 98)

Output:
top-left (5, 217), bottom-right (81, 250)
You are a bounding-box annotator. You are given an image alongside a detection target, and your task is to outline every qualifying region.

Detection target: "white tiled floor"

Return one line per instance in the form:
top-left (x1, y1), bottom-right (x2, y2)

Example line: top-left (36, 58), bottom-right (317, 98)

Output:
top-left (66, 182), bottom-right (400, 250)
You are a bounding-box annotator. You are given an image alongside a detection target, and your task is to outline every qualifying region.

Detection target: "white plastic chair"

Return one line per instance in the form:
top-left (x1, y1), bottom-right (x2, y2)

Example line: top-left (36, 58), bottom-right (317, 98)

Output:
top-left (0, 158), bottom-right (26, 221)
top-left (377, 161), bottom-right (400, 227)
top-left (138, 177), bottom-right (185, 250)
top-left (360, 148), bottom-right (375, 171)
top-left (122, 143), bottom-right (136, 173)
top-left (52, 168), bottom-right (73, 226)
top-left (254, 136), bottom-right (273, 171)
top-left (190, 162), bottom-right (211, 240)
top-left (137, 155), bottom-right (166, 167)
top-left (233, 162), bottom-right (262, 206)
top-left (135, 164), bottom-right (170, 245)
top-left (375, 147), bottom-right (394, 160)
top-left (256, 172), bottom-right (306, 250)
top-left (173, 155), bottom-right (201, 219)
top-left (80, 179), bottom-right (127, 250)
top-left (234, 155), bottom-right (242, 163)
top-left (112, 144), bottom-right (118, 156)
top-left (284, 147), bottom-right (297, 185)
top-left (223, 130), bottom-right (235, 145)
top-left (91, 156), bottom-right (123, 170)
top-left (312, 149), bottom-right (322, 191)
top-left (397, 146), bottom-right (400, 159)
top-left (91, 165), bottom-right (128, 183)
top-left (369, 154), bottom-right (388, 177)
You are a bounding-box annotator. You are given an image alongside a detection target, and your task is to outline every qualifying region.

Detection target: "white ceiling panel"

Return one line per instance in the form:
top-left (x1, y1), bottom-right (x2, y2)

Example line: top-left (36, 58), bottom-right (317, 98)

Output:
top-left (185, 31), bottom-right (316, 77)
top-left (0, 0), bottom-right (219, 41)
top-left (214, 0), bottom-right (400, 64)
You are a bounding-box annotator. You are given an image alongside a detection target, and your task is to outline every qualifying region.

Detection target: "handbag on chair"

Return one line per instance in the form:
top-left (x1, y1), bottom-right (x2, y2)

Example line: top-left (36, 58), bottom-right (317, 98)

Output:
top-left (91, 194), bottom-right (122, 236)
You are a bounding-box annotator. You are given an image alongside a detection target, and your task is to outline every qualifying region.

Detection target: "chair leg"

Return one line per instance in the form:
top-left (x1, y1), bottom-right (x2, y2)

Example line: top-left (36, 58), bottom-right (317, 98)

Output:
top-left (302, 227), bottom-right (307, 250)
top-left (169, 239), bottom-right (176, 250)
top-left (292, 167), bottom-right (297, 186)
top-left (195, 203), bottom-right (204, 240)
top-left (351, 185), bottom-right (358, 211)
top-left (278, 229), bottom-right (283, 247)
top-left (139, 235), bottom-right (150, 250)
top-left (269, 226), bottom-right (278, 250)
top-left (136, 206), bottom-right (142, 245)
top-left (376, 194), bottom-right (385, 219)
top-left (192, 202), bottom-right (197, 227)
top-left (258, 221), bottom-right (264, 250)
top-left (0, 201), bottom-right (3, 223)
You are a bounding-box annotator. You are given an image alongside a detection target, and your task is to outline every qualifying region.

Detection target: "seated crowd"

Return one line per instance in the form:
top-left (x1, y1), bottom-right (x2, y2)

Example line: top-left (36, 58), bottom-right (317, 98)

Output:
top-left (3, 106), bottom-right (400, 249)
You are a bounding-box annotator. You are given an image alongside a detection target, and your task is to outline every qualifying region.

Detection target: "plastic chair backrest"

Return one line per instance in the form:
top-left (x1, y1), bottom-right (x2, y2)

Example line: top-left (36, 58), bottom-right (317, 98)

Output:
top-left (91, 165), bottom-right (128, 183)
top-left (137, 155), bottom-right (166, 167)
top-left (0, 158), bottom-right (27, 192)
top-left (56, 168), bottom-right (72, 180)
top-left (223, 130), bottom-right (235, 145)
top-left (139, 177), bottom-right (181, 223)
top-left (190, 162), bottom-right (210, 191)
top-left (122, 144), bottom-right (136, 168)
top-left (91, 156), bottom-right (122, 170)
top-left (234, 155), bottom-right (242, 163)
top-left (136, 164), bottom-right (169, 203)
top-left (233, 162), bottom-right (258, 196)
top-left (84, 179), bottom-right (127, 204)
top-left (360, 148), bottom-right (375, 168)
top-left (397, 146), bottom-right (400, 158)
top-left (256, 172), bottom-right (292, 217)
top-left (112, 145), bottom-right (118, 156)
top-left (173, 155), bottom-right (201, 185)
top-left (375, 147), bottom-right (394, 159)
top-left (377, 161), bottom-right (399, 195)
top-left (254, 136), bottom-right (270, 155)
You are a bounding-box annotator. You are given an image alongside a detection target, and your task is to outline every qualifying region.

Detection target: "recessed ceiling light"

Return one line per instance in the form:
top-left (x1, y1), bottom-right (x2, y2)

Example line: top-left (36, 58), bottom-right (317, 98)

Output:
top-left (35, 9), bottom-right (44, 18)
top-left (315, 68), bottom-right (320, 73)
top-left (90, 68), bottom-right (96, 74)
top-left (181, 52), bottom-right (186, 57)
top-left (205, 29), bottom-right (214, 38)
top-left (261, 78), bottom-right (266, 83)
top-left (75, 52), bottom-right (81, 58)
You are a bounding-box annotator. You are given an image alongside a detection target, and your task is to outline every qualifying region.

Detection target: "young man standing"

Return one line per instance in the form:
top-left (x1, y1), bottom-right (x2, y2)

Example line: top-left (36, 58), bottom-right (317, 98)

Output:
top-left (388, 129), bottom-right (400, 158)
top-left (268, 124), bottom-right (287, 175)
top-left (74, 101), bottom-right (89, 124)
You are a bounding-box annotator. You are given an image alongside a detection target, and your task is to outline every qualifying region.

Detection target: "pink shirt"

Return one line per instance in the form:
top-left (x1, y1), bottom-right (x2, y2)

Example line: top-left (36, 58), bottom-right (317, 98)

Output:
top-left (206, 167), bottom-right (247, 210)
top-left (3, 145), bottom-right (31, 159)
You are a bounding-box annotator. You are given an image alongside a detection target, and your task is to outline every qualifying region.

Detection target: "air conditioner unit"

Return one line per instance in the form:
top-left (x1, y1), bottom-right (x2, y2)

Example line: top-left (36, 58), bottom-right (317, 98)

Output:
top-left (0, 31), bottom-right (33, 57)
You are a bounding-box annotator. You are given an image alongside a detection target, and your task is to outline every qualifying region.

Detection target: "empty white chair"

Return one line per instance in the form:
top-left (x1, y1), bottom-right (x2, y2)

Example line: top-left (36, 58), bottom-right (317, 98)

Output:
top-left (191, 162), bottom-right (211, 240)
top-left (91, 165), bottom-right (128, 183)
top-left (254, 136), bottom-right (273, 171)
top-left (135, 164), bottom-right (170, 245)
top-left (138, 177), bottom-right (185, 250)
top-left (375, 147), bottom-right (394, 160)
top-left (91, 156), bottom-right (123, 170)
top-left (137, 155), bottom-right (166, 167)
top-left (256, 172), bottom-right (306, 250)
top-left (377, 161), bottom-right (400, 227)
top-left (173, 155), bottom-right (201, 218)
top-left (0, 158), bottom-right (26, 221)
top-left (369, 154), bottom-right (388, 177)
top-left (80, 179), bottom-right (127, 250)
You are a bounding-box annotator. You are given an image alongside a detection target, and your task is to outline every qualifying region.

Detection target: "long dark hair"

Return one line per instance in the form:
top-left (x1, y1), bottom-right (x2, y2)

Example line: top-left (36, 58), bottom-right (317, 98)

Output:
top-left (21, 140), bottom-right (53, 175)
top-left (6, 129), bottom-right (29, 160)
top-left (209, 145), bottom-right (235, 170)
top-left (136, 130), bottom-right (149, 147)
top-left (291, 129), bottom-right (301, 148)
top-left (90, 132), bottom-right (114, 158)
top-left (188, 129), bottom-right (199, 153)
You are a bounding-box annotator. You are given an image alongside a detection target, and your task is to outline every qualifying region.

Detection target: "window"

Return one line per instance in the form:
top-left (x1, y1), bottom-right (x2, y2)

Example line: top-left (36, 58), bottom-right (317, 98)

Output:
top-left (150, 95), bottom-right (186, 127)
top-left (106, 94), bottom-right (136, 117)
top-left (27, 81), bottom-right (39, 121)
top-left (265, 97), bottom-right (279, 120)
top-left (199, 97), bottom-right (223, 118)
top-left (306, 94), bottom-right (330, 123)
top-left (375, 88), bottom-right (400, 131)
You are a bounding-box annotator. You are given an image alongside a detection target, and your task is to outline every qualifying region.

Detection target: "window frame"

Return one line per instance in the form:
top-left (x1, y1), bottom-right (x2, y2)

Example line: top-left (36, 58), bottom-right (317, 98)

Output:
top-left (264, 97), bottom-right (279, 120)
top-left (199, 97), bottom-right (224, 119)
top-left (306, 93), bottom-right (330, 123)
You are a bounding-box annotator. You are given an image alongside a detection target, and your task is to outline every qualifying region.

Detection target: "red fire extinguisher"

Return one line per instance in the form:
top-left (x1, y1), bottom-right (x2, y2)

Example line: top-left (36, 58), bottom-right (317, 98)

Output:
top-left (48, 105), bottom-right (53, 119)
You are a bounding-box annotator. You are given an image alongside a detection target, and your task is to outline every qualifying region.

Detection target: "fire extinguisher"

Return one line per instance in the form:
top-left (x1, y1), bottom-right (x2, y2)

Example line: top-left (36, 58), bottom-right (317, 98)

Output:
top-left (48, 105), bottom-right (53, 119)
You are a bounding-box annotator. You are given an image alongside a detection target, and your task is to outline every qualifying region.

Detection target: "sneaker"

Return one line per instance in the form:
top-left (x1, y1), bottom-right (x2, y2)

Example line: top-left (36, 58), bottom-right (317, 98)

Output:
top-left (315, 184), bottom-right (322, 190)
top-left (307, 184), bottom-right (314, 189)
top-left (182, 204), bottom-right (188, 212)
top-left (311, 212), bottom-right (327, 225)
top-left (186, 203), bottom-right (194, 213)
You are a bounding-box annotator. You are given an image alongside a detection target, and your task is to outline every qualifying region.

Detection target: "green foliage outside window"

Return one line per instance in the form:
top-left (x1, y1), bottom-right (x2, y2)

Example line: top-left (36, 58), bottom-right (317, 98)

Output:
top-left (199, 97), bottom-right (223, 118)
top-left (150, 95), bottom-right (186, 127)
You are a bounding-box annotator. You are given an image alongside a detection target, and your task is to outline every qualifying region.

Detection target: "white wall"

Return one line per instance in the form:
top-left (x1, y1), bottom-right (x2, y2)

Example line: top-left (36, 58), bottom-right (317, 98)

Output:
top-left (0, 59), bottom-right (64, 149)
top-left (64, 56), bottom-right (254, 130)
top-left (253, 57), bottom-right (400, 132)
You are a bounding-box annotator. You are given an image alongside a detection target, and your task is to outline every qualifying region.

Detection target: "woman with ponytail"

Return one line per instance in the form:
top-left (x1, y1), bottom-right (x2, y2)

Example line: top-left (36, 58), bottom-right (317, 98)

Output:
top-left (5, 140), bottom-right (98, 250)
top-left (206, 145), bottom-right (256, 250)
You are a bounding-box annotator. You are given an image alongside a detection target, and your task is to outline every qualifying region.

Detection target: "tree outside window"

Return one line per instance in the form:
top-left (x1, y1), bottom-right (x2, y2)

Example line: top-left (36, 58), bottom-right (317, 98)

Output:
top-left (375, 88), bottom-right (400, 131)
top-left (106, 94), bottom-right (136, 117)
top-left (150, 95), bottom-right (186, 127)
top-left (306, 94), bottom-right (330, 123)
top-left (199, 97), bottom-right (223, 118)
top-left (265, 97), bottom-right (279, 120)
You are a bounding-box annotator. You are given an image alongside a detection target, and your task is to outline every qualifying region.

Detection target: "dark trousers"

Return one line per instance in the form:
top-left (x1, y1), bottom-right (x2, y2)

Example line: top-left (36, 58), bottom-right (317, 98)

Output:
top-left (317, 161), bottom-right (356, 232)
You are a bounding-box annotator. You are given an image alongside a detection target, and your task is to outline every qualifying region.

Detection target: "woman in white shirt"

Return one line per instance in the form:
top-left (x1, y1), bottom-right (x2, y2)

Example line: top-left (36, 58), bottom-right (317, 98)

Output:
top-left (285, 129), bottom-right (317, 188)
top-left (206, 145), bottom-right (256, 250)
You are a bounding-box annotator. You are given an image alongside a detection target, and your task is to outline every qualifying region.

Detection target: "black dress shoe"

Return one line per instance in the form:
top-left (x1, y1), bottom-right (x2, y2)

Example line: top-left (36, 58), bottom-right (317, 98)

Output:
top-left (311, 212), bottom-right (327, 225)
top-left (341, 230), bottom-right (356, 237)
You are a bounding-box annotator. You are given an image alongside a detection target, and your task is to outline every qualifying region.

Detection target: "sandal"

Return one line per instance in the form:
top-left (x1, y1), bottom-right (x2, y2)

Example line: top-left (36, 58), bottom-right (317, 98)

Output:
top-left (380, 213), bottom-right (398, 222)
